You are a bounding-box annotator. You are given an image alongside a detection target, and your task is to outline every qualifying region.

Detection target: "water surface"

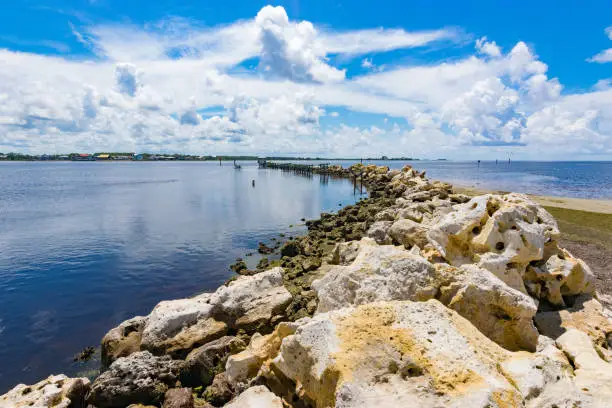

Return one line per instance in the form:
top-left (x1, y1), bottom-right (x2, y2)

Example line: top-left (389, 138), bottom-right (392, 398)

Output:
top-left (0, 161), bottom-right (362, 392)
top-left (296, 160), bottom-right (612, 199)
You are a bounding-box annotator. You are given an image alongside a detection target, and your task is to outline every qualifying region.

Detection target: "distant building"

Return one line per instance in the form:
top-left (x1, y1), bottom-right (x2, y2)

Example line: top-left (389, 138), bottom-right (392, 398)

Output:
top-left (0, 154), bottom-right (7, 160)
top-left (134, 154), bottom-right (144, 161)
top-left (95, 154), bottom-right (110, 160)
top-left (72, 154), bottom-right (94, 161)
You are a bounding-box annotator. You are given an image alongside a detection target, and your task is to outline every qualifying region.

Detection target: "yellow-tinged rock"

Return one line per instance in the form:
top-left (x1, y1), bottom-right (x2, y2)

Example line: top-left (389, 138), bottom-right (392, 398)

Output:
top-left (269, 300), bottom-right (524, 408)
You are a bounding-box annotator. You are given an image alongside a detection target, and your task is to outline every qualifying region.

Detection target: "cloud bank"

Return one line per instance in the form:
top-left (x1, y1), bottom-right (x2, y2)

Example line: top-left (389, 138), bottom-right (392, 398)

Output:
top-left (0, 6), bottom-right (610, 159)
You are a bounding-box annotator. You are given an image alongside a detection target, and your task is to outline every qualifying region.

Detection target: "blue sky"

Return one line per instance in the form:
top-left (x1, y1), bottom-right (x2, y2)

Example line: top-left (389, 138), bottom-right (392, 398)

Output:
top-left (0, 1), bottom-right (611, 158)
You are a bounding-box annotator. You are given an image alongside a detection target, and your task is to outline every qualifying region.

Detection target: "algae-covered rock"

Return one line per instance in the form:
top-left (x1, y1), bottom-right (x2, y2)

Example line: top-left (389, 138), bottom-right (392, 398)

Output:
top-left (280, 240), bottom-right (300, 257)
top-left (202, 373), bottom-right (233, 406)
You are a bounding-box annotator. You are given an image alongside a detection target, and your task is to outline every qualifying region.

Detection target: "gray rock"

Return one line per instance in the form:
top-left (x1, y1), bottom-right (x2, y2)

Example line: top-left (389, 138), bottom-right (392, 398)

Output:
top-left (88, 351), bottom-right (184, 408)
top-left (365, 221), bottom-right (392, 244)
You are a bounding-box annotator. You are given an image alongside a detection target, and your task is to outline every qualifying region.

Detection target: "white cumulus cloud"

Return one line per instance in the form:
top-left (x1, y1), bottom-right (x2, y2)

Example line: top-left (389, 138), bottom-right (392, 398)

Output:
top-left (476, 36), bottom-right (501, 58)
top-left (255, 5), bottom-right (345, 83)
top-left (0, 6), bottom-right (610, 159)
top-left (588, 26), bottom-right (612, 63)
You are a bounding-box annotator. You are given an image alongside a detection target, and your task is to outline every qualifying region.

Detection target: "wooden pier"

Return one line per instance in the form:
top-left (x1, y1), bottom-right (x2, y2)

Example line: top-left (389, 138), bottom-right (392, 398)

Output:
top-left (258, 160), bottom-right (331, 175)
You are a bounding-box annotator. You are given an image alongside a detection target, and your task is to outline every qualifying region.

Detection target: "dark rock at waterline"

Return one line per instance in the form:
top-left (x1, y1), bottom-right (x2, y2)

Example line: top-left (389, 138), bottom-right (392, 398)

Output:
top-left (180, 336), bottom-right (247, 387)
top-left (257, 242), bottom-right (274, 255)
top-left (163, 388), bottom-right (194, 408)
top-left (256, 257), bottom-right (269, 270)
top-left (280, 241), bottom-right (300, 258)
top-left (88, 351), bottom-right (184, 408)
top-left (73, 346), bottom-right (95, 362)
top-left (229, 259), bottom-right (247, 274)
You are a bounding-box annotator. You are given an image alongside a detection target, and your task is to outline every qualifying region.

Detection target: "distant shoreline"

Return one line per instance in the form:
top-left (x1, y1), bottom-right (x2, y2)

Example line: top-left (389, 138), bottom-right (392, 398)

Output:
top-left (0, 155), bottom-right (422, 162)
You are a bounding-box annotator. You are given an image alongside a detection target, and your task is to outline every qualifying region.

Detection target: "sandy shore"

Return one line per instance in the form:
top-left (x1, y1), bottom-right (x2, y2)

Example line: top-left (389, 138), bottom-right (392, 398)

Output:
top-left (453, 185), bottom-right (612, 214)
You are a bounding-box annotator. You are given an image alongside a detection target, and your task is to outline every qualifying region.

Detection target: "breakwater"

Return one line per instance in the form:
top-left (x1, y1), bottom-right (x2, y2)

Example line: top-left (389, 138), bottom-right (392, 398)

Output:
top-left (3, 163), bottom-right (612, 408)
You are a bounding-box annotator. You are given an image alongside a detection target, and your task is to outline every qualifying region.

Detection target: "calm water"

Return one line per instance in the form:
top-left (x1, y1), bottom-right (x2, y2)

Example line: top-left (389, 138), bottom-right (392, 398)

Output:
top-left (1, 160), bottom-right (611, 393)
top-left (301, 160), bottom-right (612, 199)
top-left (0, 161), bottom-right (363, 392)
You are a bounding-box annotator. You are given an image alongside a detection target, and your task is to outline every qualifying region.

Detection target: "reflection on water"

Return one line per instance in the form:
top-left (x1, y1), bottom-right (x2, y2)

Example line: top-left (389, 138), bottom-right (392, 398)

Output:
top-left (0, 161), bottom-right (362, 392)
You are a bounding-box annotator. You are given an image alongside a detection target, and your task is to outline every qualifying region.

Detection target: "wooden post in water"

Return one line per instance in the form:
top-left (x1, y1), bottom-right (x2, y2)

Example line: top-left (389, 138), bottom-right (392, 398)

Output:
top-left (360, 172), bottom-right (363, 195)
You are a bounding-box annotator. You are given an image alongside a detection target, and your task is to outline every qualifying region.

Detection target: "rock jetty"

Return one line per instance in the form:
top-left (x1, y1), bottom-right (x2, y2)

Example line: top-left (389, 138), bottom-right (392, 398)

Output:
top-left (2, 164), bottom-right (611, 408)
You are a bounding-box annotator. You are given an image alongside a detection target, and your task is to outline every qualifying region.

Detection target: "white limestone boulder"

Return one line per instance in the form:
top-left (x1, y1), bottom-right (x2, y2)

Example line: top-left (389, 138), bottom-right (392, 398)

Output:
top-left (499, 348), bottom-right (577, 407)
top-left (437, 264), bottom-right (539, 351)
top-left (0, 375), bottom-right (90, 408)
top-left (223, 386), bottom-right (282, 408)
top-left (525, 247), bottom-right (595, 306)
top-left (209, 267), bottom-right (292, 330)
top-left (140, 294), bottom-right (226, 358)
top-left (313, 239), bottom-right (539, 352)
top-left (312, 238), bottom-right (439, 314)
top-left (428, 194), bottom-right (560, 292)
top-left (555, 329), bottom-right (612, 406)
top-left (104, 268), bottom-right (292, 360)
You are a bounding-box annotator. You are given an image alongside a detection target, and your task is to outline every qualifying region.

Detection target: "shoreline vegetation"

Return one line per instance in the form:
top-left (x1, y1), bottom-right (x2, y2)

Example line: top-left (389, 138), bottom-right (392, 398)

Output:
top-left (2, 163), bottom-right (612, 407)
